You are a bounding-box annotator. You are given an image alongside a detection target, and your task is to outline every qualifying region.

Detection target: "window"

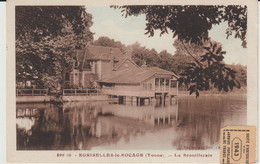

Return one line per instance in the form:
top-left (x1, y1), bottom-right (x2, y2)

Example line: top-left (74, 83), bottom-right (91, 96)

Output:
top-left (75, 73), bottom-right (79, 85)
top-left (166, 79), bottom-right (169, 88)
top-left (95, 62), bottom-right (98, 74)
top-left (160, 79), bottom-right (164, 89)
top-left (70, 74), bottom-right (73, 85)
top-left (143, 83), bottom-right (147, 90)
top-left (65, 73), bottom-right (70, 81)
top-left (73, 57), bottom-right (78, 69)
top-left (148, 83), bottom-right (152, 90)
top-left (75, 61), bottom-right (78, 68)
top-left (143, 83), bottom-right (152, 90)
top-left (155, 78), bottom-right (159, 86)
top-left (85, 61), bottom-right (91, 70)
top-left (171, 80), bottom-right (177, 88)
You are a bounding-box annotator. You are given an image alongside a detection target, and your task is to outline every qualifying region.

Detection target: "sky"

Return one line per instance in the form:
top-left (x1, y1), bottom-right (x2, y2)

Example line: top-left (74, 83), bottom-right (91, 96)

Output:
top-left (86, 6), bottom-right (247, 66)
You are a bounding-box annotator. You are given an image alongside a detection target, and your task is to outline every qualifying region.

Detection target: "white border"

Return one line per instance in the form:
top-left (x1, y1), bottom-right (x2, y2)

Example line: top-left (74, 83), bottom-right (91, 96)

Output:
top-left (5, 0), bottom-right (258, 163)
top-left (0, 2), bottom-right (7, 164)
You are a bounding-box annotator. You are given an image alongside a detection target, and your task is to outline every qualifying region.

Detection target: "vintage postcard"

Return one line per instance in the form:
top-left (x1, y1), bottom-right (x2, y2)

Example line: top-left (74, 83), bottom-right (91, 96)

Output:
top-left (6, 0), bottom-right (258, 163)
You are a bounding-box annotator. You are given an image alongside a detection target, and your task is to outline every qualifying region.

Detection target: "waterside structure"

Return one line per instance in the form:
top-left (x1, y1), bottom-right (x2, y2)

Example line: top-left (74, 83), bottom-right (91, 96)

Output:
top-left (99, 62), bottom-right (179, 105)
top-left (16, 45), bottom-right (178, 104)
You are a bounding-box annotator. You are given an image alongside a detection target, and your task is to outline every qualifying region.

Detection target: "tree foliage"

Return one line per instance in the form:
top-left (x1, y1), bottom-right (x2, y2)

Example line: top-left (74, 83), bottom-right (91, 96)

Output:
top-left (92, 36), bottom-right (127, 54)
top-left (130, 44), bottom-right (160, 67)
top-left (228, 64), bottom-right (247, 86)
top-left (16, 6), bottom-right (93, 41)
top-left (179, 42), bottom-right (240, 97)
top-left (113, 5), bottom-right (247, 47)
top-left (171, 40), bottom-right (204, 73)
top-left (16, 6), bottom-right (94, 89)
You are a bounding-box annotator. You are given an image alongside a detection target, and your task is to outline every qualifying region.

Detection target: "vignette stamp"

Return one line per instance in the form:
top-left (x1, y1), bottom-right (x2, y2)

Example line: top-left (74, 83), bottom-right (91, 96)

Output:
top-left (220, 126), bottom-right (256, 164)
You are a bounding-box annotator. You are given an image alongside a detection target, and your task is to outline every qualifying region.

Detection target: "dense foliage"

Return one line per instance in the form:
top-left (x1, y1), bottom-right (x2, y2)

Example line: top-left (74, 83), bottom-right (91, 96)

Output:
top-left (178, 42), bottom-right (240, 97)
top-left (16, 6), bottom-right (93, 89)
top-left (16, 6), bottom-right (93, 41)
top-left (113, 5), bottom-right (247, 47)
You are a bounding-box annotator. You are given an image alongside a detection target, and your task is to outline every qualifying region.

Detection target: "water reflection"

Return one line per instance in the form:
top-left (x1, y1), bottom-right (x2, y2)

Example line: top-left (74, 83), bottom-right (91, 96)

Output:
top-left (16, 95), bottom-right (246, 150)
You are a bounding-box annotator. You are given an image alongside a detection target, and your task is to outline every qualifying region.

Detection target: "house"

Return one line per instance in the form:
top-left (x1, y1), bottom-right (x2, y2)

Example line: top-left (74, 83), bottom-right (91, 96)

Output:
top-left (69, 44), bottom-right (179, 104)
top-left (99, 60), bottom-right (179, 104)
top-left (68, 45), bottom-right (125, 88)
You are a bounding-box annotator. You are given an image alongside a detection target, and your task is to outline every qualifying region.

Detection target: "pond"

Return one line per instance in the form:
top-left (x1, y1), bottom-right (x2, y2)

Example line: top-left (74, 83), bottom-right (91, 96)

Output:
top-left (16, 94), bottom-right (247, 150)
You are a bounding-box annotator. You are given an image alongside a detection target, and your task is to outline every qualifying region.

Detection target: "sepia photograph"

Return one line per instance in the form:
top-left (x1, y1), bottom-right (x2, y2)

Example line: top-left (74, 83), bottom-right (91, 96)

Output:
top-left (6, 0), bottom-right (258, 163)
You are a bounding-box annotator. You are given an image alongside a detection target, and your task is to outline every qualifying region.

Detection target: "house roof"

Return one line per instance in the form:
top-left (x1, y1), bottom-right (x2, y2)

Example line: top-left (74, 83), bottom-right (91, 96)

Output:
top-left (113, 58), bottom-right (140, 70)
top-left (75, 45), bottom-right (124, 61)
top-left (74, 45), bottom-right (125, 70)
top-left (99, 66), bottom-right (179, 84)
top-left (86, 45), bottom-right (124, 61)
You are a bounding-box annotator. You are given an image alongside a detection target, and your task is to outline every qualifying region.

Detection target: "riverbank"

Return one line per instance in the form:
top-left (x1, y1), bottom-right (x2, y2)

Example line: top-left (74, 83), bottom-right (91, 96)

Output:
top-left (178, 88), bottom-right (247, 97)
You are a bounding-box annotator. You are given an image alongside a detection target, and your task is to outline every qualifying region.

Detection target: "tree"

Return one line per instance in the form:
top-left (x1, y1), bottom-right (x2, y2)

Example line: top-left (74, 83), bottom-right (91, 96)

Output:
top-left (228, 64), bottom-right (247, 87)
top-left (128, 43), bottom-right (160, 67)
top-left (158, 50), bottom-right (175, 71)
top-left (16, 6), bottom-right (94, 89)
top-left (16, 6), bottom-right (93, 42)
top-left (114, 5), bottom-right (247, 47)
top-left (178, 42), bottom-right (240, 97)
top-left (114, 5), bottom-right (247, 96)
top-left (93, 36), bottom-right (127, 54)
top-left (171, 40), bottom-right (204, 73)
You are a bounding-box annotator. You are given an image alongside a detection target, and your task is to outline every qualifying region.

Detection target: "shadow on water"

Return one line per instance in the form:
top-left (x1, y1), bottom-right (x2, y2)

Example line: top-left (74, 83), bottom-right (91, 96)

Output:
top-left (16, 94), bottom-right (246, 150)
